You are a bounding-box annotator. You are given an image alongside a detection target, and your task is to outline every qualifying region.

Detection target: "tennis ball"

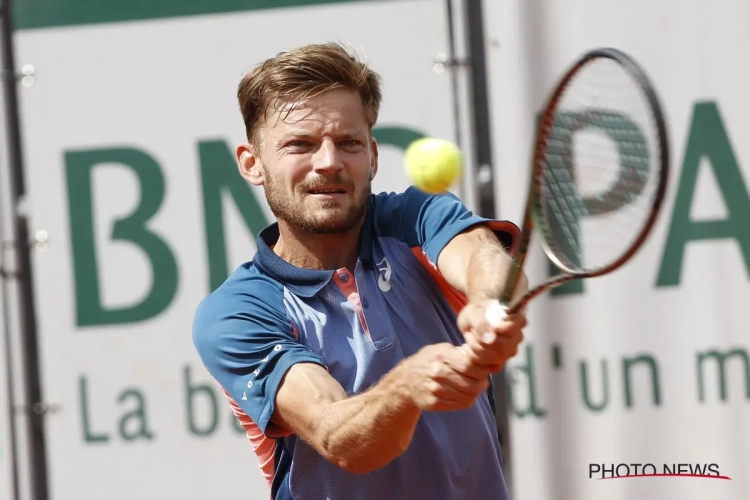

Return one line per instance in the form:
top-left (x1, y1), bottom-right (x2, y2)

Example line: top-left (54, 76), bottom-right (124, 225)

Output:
top-left (404, 137), bottom-right (462, 194)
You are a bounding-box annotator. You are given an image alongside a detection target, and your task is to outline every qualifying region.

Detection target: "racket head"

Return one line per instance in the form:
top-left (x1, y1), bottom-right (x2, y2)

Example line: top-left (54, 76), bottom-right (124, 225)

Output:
top-left (529, 47), bottom-right (670, 279)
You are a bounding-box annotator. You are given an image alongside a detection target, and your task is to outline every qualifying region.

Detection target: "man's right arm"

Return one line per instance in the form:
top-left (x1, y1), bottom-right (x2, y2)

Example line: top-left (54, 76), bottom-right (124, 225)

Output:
top-left (272, 362), bottom-right (420, 475)
top-left (271, 343), bottom-right (490, 475)
top-left (193, 277), bottom-right (491, 476)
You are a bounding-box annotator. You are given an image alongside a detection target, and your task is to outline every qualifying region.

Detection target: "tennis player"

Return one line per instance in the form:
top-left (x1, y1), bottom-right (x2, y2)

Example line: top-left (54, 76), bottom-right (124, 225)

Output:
top-left (192, 42), bottom-right (528, 500)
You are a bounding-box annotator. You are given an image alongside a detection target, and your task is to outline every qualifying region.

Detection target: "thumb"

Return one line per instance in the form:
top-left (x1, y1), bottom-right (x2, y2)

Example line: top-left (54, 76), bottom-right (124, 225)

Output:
top-left (457, 304), bottom-right (487, 333)
top-left (456, 306), bottom-right (474, 333)
top-left (458, 302), bottom-right (498, 338)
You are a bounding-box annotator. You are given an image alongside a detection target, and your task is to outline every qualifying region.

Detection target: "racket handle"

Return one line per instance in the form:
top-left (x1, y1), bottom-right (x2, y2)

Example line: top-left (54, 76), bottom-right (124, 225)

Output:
top-left (484, 300), bottom-right (508, 327)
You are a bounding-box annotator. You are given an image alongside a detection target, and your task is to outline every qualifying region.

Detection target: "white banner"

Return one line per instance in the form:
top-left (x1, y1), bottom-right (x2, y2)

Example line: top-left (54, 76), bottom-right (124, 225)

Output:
top-left (485, 0), bottom-right (750, 499)
top-left (14, 1), bottom-right (460, 499)
top-left (15, 0), bottom-right (750, 499)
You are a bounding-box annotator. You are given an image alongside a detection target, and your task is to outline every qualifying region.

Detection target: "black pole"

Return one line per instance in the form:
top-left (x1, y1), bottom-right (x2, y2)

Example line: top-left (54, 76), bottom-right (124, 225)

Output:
top-left (464, 0), bottom-right (496, 218)
top-left (0, 1), bottom-right (50, 499)
top-left (443, 0), bottom-right (463, 151)
top-left (442, 0), bottom-right (473, 206)
top-left (1, 238), bottom-right (21, 499)
top-left (463, 0), bottom-right (514, 491)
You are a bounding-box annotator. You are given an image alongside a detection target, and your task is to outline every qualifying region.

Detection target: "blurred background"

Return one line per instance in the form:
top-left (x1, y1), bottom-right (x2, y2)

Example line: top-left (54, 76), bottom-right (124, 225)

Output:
top-left (0, 0), bottom-right (748, 499)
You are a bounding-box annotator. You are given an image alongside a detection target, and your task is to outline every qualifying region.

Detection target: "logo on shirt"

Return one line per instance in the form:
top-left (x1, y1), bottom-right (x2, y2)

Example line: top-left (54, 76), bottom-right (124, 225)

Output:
top-left (376, 257), bottom-right (392, 292)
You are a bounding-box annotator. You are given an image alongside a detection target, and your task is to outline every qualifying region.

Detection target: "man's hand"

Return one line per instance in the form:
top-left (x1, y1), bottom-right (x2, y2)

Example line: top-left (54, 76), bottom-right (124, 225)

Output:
top-left (436, 223), bottom-right (529, 374)
top-left (456, 301), bottom-right (526, 373)
top-left (269, 342), bottom-right (489, 475)
top-left (402, 343), bottom-right (491, 412)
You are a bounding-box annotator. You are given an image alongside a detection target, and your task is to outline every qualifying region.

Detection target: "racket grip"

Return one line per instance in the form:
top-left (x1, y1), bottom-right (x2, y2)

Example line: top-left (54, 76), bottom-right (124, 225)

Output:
top-left (484, 300), bottom-right (508, 327)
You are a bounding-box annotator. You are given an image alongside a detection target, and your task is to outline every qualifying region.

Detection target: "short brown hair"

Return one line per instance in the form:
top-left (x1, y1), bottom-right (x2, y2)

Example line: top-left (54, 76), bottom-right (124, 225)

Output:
top-left (237, 42), bottom-right (383, 148)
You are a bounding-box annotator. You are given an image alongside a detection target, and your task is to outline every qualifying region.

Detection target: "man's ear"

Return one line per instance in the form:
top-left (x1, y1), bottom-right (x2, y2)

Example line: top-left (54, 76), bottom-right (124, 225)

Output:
top-left (236, 143), bottom-right (264, 186)
top-left (370, 138), bottom-right (379, 180)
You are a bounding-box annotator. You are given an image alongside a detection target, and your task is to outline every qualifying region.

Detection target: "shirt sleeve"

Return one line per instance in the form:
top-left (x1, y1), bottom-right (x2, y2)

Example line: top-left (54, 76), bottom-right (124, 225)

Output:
top-left (372, 186), bottom-right (520, 264)
top-left (192, 276), bottom-right (326, 436)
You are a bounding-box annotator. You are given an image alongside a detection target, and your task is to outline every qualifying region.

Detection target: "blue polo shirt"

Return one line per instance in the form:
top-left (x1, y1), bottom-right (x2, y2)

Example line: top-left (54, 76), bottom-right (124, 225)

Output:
top-left (193, 187), bottom-right (520, 500)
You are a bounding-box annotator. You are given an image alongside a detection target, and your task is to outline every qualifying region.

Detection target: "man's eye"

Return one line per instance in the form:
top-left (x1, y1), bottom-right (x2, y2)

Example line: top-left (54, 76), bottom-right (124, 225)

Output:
top-left (289, 140), bottom-right (311, 148)
top-left (340, 140), bottom-right (361, 147)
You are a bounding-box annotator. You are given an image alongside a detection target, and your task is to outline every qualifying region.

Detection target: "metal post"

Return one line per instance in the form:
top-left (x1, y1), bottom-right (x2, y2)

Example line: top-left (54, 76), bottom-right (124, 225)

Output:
top-left (443, 0), bottom-right (463, 173)
top-left (462, 0), bottom-right (514, 493)
top-left (1, 239), bottom-right (21, 500)
top-left (464, 0), bottom-right (496, 218)
top-left (0, 1), bottom-right (50, 499)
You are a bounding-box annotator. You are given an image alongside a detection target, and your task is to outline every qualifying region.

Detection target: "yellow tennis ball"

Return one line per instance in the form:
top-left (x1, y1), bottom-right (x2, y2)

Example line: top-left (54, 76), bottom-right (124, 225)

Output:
top-left (404, 137), bottom-right (463, 194)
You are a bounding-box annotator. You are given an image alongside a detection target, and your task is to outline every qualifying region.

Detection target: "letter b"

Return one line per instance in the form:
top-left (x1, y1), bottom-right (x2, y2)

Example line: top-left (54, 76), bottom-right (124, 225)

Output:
top-left (184, 366), bottom-right (219, 436)
top-left (65, 147), bottom-right (178, 326)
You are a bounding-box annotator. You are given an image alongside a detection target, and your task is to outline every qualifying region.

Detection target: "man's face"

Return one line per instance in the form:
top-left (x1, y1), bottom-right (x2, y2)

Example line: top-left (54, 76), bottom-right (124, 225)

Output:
top-left (239, 88), bottom-right (378, 234)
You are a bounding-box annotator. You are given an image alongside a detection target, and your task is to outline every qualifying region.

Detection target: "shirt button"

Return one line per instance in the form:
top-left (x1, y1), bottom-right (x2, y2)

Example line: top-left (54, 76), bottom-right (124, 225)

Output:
top-left (362, 298), bottom-right (369, 308)
top-left (339, 273), bottom-right (348, 282)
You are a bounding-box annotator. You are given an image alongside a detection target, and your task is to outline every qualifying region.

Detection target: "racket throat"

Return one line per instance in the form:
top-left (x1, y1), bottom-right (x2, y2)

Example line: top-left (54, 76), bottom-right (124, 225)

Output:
top-left (499, 257), bottom-right (525, 306)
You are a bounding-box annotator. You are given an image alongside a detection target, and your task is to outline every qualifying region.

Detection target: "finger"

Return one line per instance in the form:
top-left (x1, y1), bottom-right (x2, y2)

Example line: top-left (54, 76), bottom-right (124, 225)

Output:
top-left (416, 387), bottom-right (462, 412)
top-left (502, 327), bottom-right (524, 359)
top-left (432, 343), bottom-right (483, 374)
top-left (444, 345), bottom-right (489, 380)
top-left (501, 313), bottom-right (528, 332)
top-left (457, 305), bottom-right (484, 334)
top-left (459, 344), bottom-right (490, 370)
top-left (490, 328), bottom-right (523, 363)
top-left (458, 302), bottom-right (500, 335)
top-left (485, 363), bottom-right (504, 373)
top-left (481, 315), bottom-right (527, 348)
top-left (431, 359), bottom-right (489, 394)
top-left (464, 332), bottom-right (503, 364)
top-left (429, 398), bottom-right (479, 412)
top-left (432, 375), bottom-right (489, 400)
top-left (471, 311), bottom-right (524, 346)
top-left (484, 300), bottom-right (527, 334)
top-left (466, 328), bottom-right (523, 365)
top-left (417, 380), bottom-right (480, 412)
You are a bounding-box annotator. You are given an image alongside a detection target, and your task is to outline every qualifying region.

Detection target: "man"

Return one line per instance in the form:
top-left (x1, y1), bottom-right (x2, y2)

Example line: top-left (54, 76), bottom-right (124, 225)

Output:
top-left (192, 42), bottom-right (528, 500)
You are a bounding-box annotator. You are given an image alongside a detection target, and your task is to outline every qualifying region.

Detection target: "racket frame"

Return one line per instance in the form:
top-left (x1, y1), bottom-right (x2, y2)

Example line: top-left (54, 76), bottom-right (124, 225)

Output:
top-left (500, 47), bottom-right (670, 314)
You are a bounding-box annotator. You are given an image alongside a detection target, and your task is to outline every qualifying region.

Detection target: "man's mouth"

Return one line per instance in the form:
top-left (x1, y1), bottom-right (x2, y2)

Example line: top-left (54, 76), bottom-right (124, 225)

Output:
top-left (308, 187), bottom-right (347, 195)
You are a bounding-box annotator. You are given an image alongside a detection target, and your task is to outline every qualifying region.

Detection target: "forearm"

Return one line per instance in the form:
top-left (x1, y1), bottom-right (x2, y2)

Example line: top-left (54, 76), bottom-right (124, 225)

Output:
top-left (316, 361), bottom-right (421, 474)
top-left (438, 225), bottom-right (515, 303)
top-left (465, 243), bottom-right (515, 303)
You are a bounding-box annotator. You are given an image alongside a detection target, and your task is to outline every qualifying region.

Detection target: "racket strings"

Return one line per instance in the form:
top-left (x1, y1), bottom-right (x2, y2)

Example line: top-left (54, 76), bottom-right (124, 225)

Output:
top-left (536, 57), bottom-right (663, 273)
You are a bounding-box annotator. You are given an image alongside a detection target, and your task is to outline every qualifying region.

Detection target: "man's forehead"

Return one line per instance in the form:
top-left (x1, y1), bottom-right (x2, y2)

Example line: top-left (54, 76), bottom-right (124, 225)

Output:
top-left (276, 124), bottom-right (367, 139)
top-left (265, 91), bottom-right (368, 134)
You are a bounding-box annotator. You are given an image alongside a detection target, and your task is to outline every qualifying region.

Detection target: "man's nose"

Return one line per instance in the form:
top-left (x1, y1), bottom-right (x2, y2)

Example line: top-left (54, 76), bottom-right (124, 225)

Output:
top-left (312, 139), bottom-right (344, 174)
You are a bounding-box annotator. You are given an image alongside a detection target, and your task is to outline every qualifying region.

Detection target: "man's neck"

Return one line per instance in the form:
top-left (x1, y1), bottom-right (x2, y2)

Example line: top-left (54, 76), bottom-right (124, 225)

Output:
top-left (273, 220), bottom-right (363, 272)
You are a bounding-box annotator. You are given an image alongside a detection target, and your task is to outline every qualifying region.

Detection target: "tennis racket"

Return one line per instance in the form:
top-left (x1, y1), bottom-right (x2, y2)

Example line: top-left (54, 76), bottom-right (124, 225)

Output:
top-left (486, 47), bottom-right (670, 324)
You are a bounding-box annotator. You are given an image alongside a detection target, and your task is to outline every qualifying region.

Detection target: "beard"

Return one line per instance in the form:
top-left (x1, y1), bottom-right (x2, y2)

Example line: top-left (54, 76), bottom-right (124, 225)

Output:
top-left (263, 168), bottom-right (370, 234)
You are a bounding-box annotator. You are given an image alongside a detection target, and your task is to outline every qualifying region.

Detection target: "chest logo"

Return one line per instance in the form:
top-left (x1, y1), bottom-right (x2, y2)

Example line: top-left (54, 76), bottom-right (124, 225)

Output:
top-left (377, 257), bottom-right (392, 292)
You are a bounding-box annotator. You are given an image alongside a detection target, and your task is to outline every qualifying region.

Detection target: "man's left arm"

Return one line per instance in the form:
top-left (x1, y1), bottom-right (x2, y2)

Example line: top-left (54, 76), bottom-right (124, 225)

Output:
top-left (437, 224), bottom-right (528, 372)
top-left (436, 224), bottom-right (519, 305)
top-left (436, 224), bottom-right (528, 372)
top-left (373, 187), bottom-right (527, 370)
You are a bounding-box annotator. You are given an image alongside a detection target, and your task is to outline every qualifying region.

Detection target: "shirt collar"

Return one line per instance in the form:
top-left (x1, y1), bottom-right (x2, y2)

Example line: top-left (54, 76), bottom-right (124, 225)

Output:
top-left (253, 199), bottom-right (375, 298)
